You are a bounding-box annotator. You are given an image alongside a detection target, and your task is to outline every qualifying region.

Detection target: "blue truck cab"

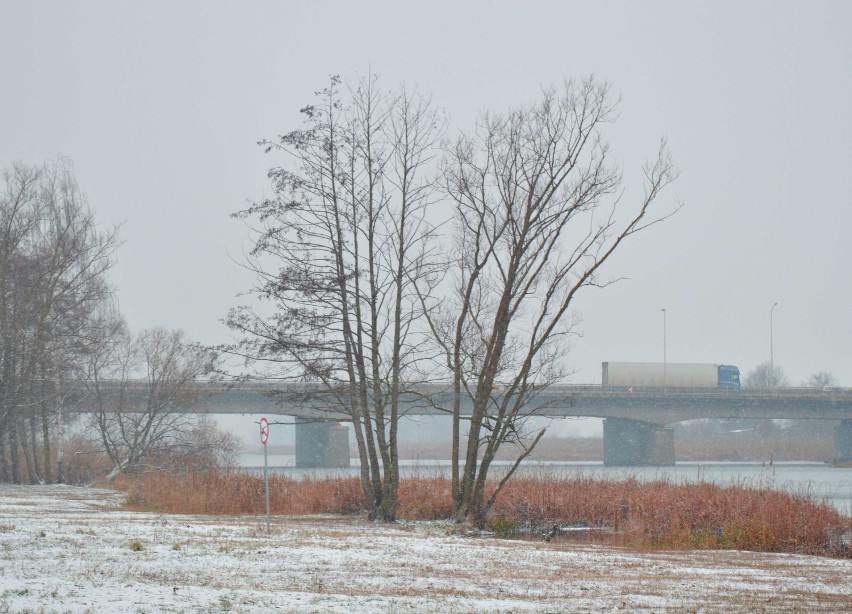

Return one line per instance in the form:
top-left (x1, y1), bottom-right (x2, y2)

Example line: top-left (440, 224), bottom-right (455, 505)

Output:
top-left (717, 365), bottom-right (741, 389)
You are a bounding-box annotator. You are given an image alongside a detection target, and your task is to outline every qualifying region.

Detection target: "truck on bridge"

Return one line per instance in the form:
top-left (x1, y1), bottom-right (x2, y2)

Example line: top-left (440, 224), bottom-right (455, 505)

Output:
top-left (602, 362), bottom-right (741, 390)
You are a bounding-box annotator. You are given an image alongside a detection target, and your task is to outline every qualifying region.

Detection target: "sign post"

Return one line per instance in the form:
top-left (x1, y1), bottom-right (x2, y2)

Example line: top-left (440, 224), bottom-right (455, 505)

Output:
top-left (260, 417), bottom-right (270, 533)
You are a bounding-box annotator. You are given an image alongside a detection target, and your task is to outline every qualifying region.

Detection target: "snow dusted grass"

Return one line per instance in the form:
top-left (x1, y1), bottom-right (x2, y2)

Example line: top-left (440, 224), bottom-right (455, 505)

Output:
top-left (0, 485), bottom-right (851, 613)
top-left (118, 472), bottom-right (852, 558)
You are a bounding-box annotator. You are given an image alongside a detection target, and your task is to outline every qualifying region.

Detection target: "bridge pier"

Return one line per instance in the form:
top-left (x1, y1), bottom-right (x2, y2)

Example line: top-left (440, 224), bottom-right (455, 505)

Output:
top-left (835, 420), bottom-right (852, 466)
top-left (603, 418), bottom-right (675, 466)
top-left (294, 419), bottom-right (351, 468)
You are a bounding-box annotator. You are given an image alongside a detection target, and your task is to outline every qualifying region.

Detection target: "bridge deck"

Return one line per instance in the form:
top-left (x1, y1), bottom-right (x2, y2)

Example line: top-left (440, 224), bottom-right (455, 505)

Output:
top-left (67, 382), bottom-right (852, 424)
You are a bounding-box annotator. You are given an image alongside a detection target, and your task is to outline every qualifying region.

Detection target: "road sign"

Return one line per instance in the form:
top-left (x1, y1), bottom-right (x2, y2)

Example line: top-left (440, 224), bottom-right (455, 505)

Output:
top-left (259, 416), bottom-right (271, 533)
top-left (260, 417), bottom-right (270, 445)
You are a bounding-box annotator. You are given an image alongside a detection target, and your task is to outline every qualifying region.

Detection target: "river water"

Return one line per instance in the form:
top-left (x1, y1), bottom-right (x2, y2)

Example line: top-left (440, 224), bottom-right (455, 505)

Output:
top-left (238, 455), bottom-right (852, 516)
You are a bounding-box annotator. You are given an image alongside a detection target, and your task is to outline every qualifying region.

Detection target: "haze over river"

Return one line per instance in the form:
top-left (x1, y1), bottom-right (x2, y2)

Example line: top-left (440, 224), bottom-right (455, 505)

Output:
top-left (238, 455), bottom-right (852, 516)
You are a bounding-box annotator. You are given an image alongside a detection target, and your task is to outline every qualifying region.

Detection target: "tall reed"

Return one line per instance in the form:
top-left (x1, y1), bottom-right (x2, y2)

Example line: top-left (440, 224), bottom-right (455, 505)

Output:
top-left (114, 471), bottom-right (851, 558)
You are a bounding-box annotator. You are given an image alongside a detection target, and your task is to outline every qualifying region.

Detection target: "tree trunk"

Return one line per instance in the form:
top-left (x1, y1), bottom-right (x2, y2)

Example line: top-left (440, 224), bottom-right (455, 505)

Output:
top-left (105, 464), bottom-right (122, 482)
top-left (40, 403), bottom-right (52, 483)
top-left (9, 419), bottom-right (21, 483)
top-left (28, 413), bottom-right (42, 483)
top-left (0, 429), bottom-right (10, 482)
top-left (19, 419), bottom-right (37, 483)
top-left (55, 400), bottom-right (64, 483)
top-left (350, 413), bottom-right (377, 518)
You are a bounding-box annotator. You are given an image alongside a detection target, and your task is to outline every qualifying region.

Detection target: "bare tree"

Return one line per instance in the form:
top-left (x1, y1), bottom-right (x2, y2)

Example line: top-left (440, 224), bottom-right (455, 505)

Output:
top-left (422, 78), bottom-right (677, 526)
top-left (0, 159), bottom-right (118, 483)
top-left (803, 371), bottom-right (837, 389)
top-left (84, 326), bottom-right (229, 480)
top-left (745, 361), bottom-right (789, 388)
top-left (224, 75), bottom-right (444, 520)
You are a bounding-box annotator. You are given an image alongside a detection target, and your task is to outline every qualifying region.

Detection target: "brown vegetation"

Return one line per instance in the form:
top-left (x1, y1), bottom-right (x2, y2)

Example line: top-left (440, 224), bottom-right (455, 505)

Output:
top-left (115, 471), bottom-right (851, 559)
top-left (674, 433), bottom-right (834, 462)
top-left (397, 432), bottom-right (834, 463)
top-left (116, 472), bottom-right (365, 517)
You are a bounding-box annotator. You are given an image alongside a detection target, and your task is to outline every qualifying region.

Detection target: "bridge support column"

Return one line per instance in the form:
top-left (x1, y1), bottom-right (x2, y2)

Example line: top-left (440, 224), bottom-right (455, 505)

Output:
top-left (295, 420), bottom-right (351, 468)
top-left (603, 418), bottom-right (675, 466)
top-left (834, 420), bottom-right (852, 466)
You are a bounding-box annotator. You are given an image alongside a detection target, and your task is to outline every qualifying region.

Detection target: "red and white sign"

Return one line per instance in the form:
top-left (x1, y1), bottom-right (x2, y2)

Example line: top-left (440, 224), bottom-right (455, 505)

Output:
top-left (259, 417), bottom-right (270, 445)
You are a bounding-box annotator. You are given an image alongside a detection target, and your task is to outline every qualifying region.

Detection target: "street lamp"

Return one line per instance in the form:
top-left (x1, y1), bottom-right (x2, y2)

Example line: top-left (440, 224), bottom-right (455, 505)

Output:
top-left (661, 308), bottom-right (667, 392)
top-left (770, 302), bottom-right (779, 377)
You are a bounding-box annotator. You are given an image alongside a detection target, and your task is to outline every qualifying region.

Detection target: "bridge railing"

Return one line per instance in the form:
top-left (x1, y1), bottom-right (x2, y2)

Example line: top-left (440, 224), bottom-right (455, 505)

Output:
top-left (71, 379), bottom-right (852, 402)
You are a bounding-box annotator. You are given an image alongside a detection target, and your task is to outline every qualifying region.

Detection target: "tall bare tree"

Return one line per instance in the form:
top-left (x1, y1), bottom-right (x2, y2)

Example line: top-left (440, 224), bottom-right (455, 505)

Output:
top-left (84, 326), bottom-right (228, 480)
top-left (0, 159), bottom-right (118, 483)
top-left (225, 75), bottom-right (443, 520)
top-left (422, 78), bottom-right (678, 526)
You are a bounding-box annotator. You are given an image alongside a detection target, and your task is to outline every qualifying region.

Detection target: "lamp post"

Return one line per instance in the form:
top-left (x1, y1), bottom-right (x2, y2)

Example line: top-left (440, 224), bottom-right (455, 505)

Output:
top-left (661, 308), bottom-right (667, 392)
top-left (770, 302), bottom-right (779, 378)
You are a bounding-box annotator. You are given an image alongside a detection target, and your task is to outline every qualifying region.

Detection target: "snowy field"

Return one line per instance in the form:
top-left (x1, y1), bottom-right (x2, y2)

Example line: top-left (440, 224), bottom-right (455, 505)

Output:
top-left (0, 485), bottom-right (850, 613)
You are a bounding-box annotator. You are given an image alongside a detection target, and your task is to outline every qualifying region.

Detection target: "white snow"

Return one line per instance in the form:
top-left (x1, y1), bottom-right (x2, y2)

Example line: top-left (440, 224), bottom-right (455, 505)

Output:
top-left (0, 485), bottom-right (849, 613)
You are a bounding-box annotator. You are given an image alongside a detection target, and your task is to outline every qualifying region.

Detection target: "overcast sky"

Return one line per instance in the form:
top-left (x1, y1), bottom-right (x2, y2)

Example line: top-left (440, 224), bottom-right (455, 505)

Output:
top-left (3, 1), bottom-right (851, 398)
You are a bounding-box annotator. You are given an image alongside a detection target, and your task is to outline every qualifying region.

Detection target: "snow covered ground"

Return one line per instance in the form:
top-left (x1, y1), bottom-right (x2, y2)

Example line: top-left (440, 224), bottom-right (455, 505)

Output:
top-left (0, 485), bottom-right (849, 613)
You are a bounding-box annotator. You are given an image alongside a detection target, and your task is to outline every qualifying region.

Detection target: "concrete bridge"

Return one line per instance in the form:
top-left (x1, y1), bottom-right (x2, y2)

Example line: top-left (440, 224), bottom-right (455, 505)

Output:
top-left (70, 382), bottom-right (852, 467)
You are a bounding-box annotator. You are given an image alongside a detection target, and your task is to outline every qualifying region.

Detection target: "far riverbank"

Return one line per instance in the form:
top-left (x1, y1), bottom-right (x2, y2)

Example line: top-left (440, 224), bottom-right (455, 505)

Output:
top-left (238, 454), bottom-right (852, 516)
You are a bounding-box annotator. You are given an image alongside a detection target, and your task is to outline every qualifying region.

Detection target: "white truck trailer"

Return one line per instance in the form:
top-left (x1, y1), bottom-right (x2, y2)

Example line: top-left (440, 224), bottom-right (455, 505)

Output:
top-left (601, 362), bottom-right (741, 389)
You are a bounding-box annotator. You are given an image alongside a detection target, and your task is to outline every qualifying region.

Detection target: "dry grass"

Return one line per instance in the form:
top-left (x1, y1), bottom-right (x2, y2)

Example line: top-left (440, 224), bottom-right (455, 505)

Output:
top-left (116, 472), bottom-right (364, 516)
top-left (491, 474), bottom-right (851, 557)
top-left (115, 471), bottom-right (851, 559)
